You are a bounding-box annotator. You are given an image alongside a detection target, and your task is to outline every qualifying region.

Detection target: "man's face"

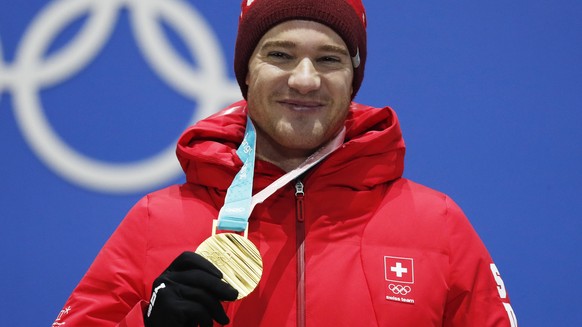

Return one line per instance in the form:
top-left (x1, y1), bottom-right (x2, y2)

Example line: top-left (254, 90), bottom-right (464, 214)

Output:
top-left (246, 20), bottom-right (354, 158)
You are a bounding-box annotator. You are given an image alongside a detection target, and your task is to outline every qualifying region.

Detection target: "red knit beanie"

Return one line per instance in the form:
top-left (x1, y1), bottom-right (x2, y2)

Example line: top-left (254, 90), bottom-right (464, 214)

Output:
top-left (235, 0), bottom-right (367, 100)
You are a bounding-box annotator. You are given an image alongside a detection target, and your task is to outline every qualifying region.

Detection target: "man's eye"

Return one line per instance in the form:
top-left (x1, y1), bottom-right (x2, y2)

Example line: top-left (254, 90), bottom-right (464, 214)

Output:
top-left (319, 56), bottom-right (341, 63)
top-left (267, 51), bottom-right (291, 59)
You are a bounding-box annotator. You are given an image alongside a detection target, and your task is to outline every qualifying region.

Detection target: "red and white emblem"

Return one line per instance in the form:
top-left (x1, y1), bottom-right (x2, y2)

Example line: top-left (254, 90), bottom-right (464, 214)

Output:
top-left (384, 256), bottom-right (414, 284)
top-left (384, 256), bottom-right (416, 304)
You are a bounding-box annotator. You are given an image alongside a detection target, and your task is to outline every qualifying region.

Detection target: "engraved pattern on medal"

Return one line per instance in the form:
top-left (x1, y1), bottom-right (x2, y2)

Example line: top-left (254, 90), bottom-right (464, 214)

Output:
top-left (196, 233), bottom-right (263, 299)
top-left (199, 249), bottom-right (232, 269)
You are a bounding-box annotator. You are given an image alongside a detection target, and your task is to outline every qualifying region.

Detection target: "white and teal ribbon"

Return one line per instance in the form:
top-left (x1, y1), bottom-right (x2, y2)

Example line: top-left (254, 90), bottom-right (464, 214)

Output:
top-left (216, 116), bottom-right (257, 232)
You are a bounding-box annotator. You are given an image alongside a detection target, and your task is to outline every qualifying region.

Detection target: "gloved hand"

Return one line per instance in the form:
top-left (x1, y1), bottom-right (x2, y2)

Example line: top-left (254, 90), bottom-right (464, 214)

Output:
top-left (144, 251), bottom-right (238, 327)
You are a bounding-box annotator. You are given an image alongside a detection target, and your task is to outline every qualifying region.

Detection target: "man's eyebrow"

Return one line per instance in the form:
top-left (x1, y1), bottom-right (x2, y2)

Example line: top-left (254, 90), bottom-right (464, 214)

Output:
top-left (260, 40), bottom-right (296, 50)
top-left (260, 40), bottom-right (349, 56)
top-left (318, 44), bottom-right (350, 56)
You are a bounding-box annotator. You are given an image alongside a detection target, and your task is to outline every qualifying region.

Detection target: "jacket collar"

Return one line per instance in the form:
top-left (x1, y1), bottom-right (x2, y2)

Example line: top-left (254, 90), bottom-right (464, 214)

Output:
top-left (176, 100), bottom-right (405, 192)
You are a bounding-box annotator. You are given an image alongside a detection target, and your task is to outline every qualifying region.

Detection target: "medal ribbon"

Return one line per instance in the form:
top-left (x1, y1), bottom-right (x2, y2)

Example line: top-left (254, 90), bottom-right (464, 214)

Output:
top-left (217, 116), bottom-right (346, 232)
top-left (217, 116), bottom-right (257, 232)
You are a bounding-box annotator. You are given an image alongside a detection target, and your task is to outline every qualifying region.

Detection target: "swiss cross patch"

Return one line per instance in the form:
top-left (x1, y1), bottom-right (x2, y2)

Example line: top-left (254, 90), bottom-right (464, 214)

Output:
top-left (384, 256), bottom-right (414, 283)
top-left (384, 256), bottom-right (416, 304)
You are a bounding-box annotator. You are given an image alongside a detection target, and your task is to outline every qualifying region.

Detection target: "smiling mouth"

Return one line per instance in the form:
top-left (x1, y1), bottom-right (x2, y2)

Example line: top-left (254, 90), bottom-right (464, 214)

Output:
top-left (279, 99), bottom-right (324, 111)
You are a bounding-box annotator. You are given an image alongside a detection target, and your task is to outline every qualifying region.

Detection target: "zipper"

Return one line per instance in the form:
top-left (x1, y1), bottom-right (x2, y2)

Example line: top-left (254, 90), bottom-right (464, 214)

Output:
top-left (295, 180), bottom-right (306, 327)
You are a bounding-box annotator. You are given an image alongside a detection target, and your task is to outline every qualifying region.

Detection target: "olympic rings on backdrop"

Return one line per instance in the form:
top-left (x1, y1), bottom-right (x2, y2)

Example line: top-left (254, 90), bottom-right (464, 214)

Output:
top-left (0, 0), bottom-right (240, 193)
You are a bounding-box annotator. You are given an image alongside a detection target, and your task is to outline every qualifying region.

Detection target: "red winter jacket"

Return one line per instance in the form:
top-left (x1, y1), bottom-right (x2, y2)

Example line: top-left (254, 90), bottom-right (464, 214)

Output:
top-left (54, 101), bottom-right (517, 326)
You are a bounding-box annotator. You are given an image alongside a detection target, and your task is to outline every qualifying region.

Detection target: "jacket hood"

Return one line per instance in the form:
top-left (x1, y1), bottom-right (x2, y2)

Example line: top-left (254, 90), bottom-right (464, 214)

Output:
top-left (176, 100), bottom-right (405, 192)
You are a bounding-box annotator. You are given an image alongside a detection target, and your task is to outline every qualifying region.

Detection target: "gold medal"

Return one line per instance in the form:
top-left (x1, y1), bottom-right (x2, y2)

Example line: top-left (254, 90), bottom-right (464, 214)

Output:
top-left (196, 230), bottom-right (263, 300)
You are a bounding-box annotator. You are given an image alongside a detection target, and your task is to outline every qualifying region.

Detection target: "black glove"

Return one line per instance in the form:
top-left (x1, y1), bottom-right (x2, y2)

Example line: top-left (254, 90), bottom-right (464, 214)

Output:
top-left (144, 251), bottom-right (238, 327)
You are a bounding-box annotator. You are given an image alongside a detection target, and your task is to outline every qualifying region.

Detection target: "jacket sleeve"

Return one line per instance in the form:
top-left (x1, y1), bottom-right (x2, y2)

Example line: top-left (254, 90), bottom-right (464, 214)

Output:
top-left (443, 196), bottom-right (518, 327)
top-left (52, 196), bottom-right (151, 326)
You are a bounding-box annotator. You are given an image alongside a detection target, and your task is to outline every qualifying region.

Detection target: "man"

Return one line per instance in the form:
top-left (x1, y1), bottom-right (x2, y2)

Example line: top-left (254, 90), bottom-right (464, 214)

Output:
top-left (54, 0), bottom-right (517, 326)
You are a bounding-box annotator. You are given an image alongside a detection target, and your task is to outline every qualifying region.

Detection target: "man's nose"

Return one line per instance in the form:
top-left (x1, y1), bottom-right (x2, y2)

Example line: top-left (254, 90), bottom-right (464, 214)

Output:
top-left (288, 58), bottom-right (321, 94)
